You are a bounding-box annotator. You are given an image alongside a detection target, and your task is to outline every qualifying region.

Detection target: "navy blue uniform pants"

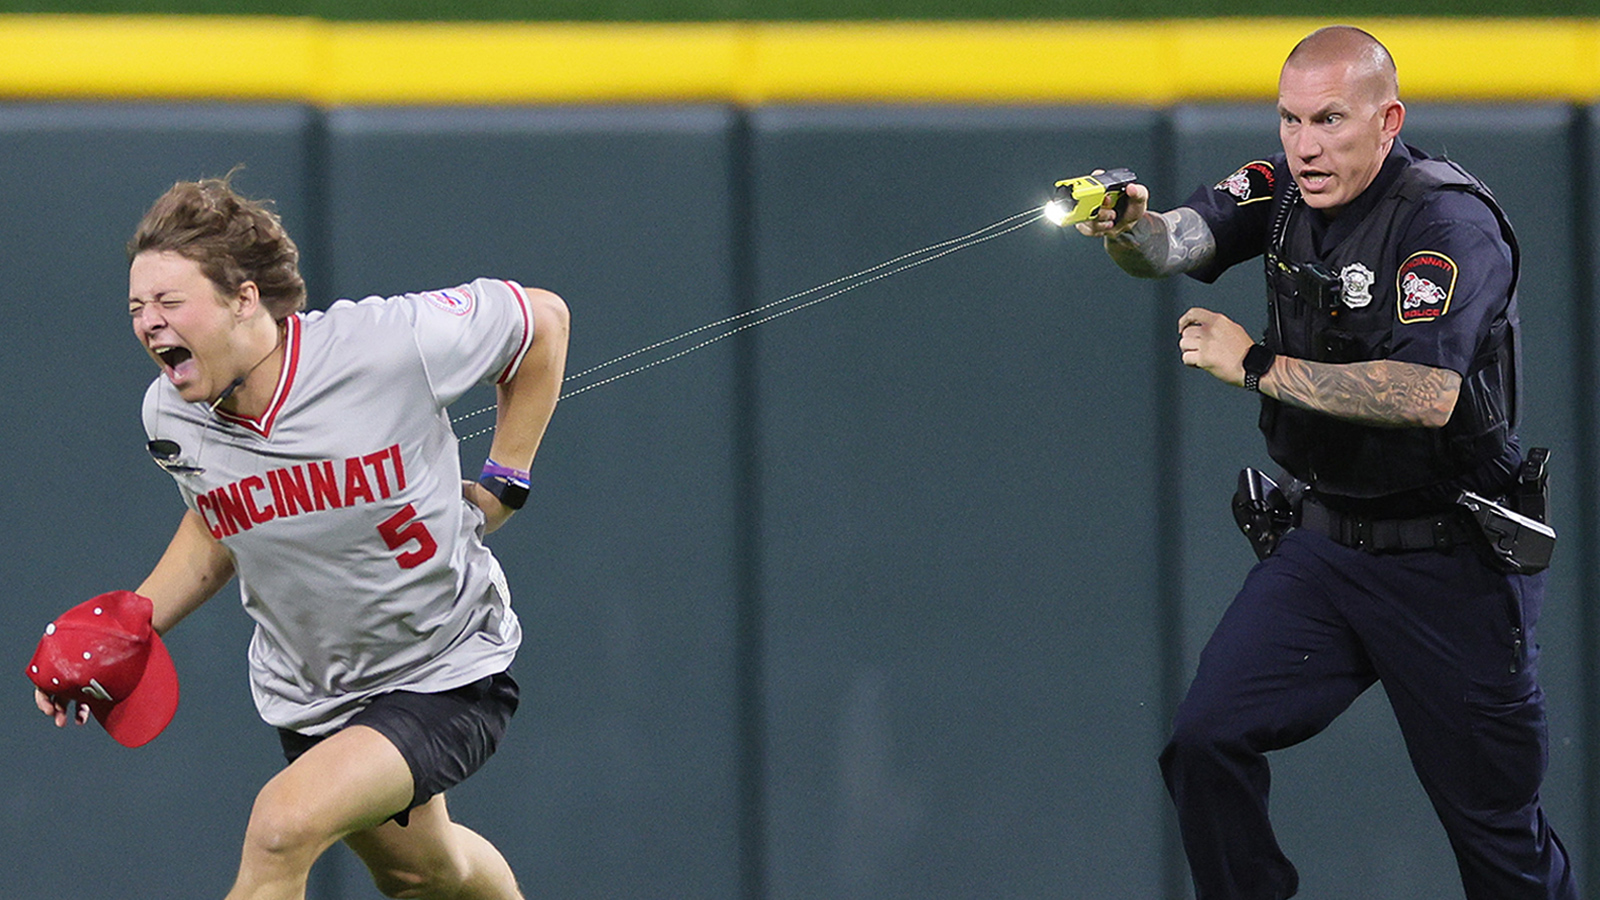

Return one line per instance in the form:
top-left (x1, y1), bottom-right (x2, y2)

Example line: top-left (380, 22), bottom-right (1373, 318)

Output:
top-left (1160, 528), bottom-right (1576, 900)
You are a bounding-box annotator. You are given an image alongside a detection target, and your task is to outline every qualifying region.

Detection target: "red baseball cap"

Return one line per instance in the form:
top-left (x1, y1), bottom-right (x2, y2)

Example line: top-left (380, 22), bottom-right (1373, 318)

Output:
top-left (25, 591), bottom-right (179, 748)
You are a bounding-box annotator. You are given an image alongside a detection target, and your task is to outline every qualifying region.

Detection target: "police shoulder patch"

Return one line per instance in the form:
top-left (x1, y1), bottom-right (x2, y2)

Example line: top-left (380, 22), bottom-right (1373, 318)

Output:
top-left (1214, 160), bottom-right (1276, 206)
top-left (1397, 251), bottom-right (1457, 324)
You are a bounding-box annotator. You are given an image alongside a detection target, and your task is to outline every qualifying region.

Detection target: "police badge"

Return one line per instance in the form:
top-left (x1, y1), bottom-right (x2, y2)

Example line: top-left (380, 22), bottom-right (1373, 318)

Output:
top-left (1339, 262), bottom-right (1375, 309)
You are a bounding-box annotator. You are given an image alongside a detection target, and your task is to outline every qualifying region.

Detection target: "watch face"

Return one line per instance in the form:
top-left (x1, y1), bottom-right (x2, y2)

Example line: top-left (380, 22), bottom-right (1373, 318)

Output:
top-left (1244, 344), bottom-right (1275, 376)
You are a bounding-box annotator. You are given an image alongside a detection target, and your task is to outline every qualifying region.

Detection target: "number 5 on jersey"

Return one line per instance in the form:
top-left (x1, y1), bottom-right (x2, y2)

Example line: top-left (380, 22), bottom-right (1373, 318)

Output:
top-left (378, 503), bottom-right (438, 569)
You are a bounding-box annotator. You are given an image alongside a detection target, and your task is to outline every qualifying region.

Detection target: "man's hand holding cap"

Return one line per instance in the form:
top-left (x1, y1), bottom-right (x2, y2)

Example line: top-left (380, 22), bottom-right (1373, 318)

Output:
top-left (26, 591), bottom-right (179, 748)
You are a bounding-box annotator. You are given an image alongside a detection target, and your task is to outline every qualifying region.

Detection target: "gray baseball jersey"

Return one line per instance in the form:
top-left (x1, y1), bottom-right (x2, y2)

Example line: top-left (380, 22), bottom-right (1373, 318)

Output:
top-left (142, 278), bottom-right (534, 735)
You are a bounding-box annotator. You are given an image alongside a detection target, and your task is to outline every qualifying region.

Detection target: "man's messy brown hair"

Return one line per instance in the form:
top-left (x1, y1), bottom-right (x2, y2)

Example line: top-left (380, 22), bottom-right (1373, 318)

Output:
top-left (129, 173), bottom-right (306, 320)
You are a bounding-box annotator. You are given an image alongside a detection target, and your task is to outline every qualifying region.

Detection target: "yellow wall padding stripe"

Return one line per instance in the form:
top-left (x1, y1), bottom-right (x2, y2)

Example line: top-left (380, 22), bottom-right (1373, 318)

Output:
top-left (0, 15), bottom-right (1595, 104)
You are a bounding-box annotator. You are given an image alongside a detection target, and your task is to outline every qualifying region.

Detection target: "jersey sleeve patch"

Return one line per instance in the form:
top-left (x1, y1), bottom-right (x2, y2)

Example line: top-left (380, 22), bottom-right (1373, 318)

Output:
top-left (1397, 251), bottom-right (1457, 324)
top-left (422, 286), bottom-right (475, 316)
top-left (1214, 160), bottom-right (1276, 206)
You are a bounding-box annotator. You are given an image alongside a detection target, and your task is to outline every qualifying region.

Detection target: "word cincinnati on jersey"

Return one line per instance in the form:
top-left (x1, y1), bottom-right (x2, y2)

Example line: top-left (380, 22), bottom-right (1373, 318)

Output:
top-left (195, 443), bottom-right (408, 539)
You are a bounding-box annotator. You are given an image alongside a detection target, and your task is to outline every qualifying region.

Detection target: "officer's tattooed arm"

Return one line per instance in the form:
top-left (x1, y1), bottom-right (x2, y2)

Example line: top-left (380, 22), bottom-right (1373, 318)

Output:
top-left (1104, 208), bottom-right (1217, 278)
top-left (1264, 358), bottom-right (1462, 429)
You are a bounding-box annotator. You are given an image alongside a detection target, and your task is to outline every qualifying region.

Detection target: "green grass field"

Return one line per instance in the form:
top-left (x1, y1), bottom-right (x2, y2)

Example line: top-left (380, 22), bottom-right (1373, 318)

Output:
top-left (0, 0), bottom-right (1593, 19)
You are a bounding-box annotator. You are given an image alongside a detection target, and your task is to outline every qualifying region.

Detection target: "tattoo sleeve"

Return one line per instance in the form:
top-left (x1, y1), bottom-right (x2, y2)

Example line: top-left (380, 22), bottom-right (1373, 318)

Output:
top-left (1104, 207), bottom-right (1217, 278)
top-left (1265, 358), bottom-right (1463, 428)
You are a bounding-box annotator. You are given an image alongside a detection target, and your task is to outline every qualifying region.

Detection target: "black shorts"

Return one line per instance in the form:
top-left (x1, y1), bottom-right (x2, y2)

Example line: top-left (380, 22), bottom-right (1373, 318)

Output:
top-left (278, 671), bottom-right (519, 826)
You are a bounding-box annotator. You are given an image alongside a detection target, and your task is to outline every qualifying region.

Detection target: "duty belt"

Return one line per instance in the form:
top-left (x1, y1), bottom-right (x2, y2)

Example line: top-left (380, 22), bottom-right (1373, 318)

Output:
top-left (1298, 500), bottom-right (1475, 553)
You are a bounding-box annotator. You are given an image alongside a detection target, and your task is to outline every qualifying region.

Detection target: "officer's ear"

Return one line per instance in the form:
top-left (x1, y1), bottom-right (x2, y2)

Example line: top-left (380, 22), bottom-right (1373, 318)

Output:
top-left (1380, 99), bottom-right (1405, 141)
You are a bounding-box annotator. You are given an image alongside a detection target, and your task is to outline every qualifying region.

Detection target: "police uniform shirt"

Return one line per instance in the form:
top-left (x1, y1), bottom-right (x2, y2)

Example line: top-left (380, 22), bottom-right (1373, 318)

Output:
top-left (143, 278), bottom-right (534, 735)
top-left (1183, 141), bottom-right (1521, 505)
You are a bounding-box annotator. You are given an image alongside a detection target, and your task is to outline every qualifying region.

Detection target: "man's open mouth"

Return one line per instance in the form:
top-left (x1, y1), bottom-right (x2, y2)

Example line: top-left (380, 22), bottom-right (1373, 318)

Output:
top-left (155, 346), bottom-right (192, 369)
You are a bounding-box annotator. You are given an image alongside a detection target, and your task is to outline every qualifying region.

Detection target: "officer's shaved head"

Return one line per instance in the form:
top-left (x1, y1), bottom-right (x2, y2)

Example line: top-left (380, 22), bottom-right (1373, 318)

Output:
top-left (1284, 26), bottom-right (1399, 105)
top-left (1276, 26), bottom-right (1406, 212)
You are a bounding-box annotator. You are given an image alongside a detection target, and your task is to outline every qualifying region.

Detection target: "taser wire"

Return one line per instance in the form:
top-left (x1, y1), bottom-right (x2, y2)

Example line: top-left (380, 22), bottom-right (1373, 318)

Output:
top-left (453, 206), bottom-right (1048, 440)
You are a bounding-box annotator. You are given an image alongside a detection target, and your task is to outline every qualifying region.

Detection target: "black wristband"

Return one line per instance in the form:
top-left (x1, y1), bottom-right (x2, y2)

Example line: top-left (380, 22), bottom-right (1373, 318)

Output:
top-left (1242, 343), bottom-right (1276, 393)
top-left (479, 477), bottom-right (529, 510)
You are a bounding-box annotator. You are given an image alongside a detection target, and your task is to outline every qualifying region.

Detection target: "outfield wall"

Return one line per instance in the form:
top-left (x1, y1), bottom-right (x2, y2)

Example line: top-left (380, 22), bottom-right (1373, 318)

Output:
top-left (0, 17), bottom-right (1597, 900)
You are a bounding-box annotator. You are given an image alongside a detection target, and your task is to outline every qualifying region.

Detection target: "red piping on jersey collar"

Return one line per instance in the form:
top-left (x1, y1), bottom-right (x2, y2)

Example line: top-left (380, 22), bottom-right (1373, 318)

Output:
top-left (216, 314), bottom-right (301, 438)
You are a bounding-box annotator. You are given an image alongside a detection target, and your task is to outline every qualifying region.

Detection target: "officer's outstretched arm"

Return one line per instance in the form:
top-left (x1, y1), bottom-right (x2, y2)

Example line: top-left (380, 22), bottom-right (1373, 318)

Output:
top-left (1262, 358), bottom-right (1462, 429)
top-left (1076, 182), bottom-right (1216, 279)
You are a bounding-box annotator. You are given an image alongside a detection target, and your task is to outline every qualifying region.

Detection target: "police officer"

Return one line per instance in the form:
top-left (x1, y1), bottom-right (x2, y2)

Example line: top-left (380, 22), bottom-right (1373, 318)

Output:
top-left (1078, 25), bottom-right (1578, 900)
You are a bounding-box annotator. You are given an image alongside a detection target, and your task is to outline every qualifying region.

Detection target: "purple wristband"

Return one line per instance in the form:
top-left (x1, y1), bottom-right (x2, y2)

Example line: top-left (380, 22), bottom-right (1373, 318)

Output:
top-left (479, 459), bottom-right (531, 510)
top-left (481, 459), bottom-right (531, 487)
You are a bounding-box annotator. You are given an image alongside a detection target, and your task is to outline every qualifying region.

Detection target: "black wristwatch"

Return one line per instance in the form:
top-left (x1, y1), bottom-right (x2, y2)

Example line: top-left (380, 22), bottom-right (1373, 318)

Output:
top-left (1242, 343), bottom-right (1276, 393)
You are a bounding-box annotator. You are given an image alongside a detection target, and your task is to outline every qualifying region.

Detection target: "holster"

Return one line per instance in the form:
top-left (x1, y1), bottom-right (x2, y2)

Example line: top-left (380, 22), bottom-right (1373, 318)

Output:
top-left (1508, 446), bottom-right (1551, 523)
top-left (1458, 486), bottom-right (1556, 575)
top-left (1232, 468), bottom-right (1296, 561)
top-left (1456, 447), bottom-right (1555, 575)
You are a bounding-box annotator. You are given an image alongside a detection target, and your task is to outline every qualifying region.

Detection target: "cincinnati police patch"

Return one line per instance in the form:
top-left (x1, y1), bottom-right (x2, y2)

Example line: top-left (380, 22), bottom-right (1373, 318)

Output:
top-left (422, 286), bottom-right (474, 316)
top-left (1397, 252), bottom-right (1457, 324)
top-left (1215, 160), bottom-right (1276, 206)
